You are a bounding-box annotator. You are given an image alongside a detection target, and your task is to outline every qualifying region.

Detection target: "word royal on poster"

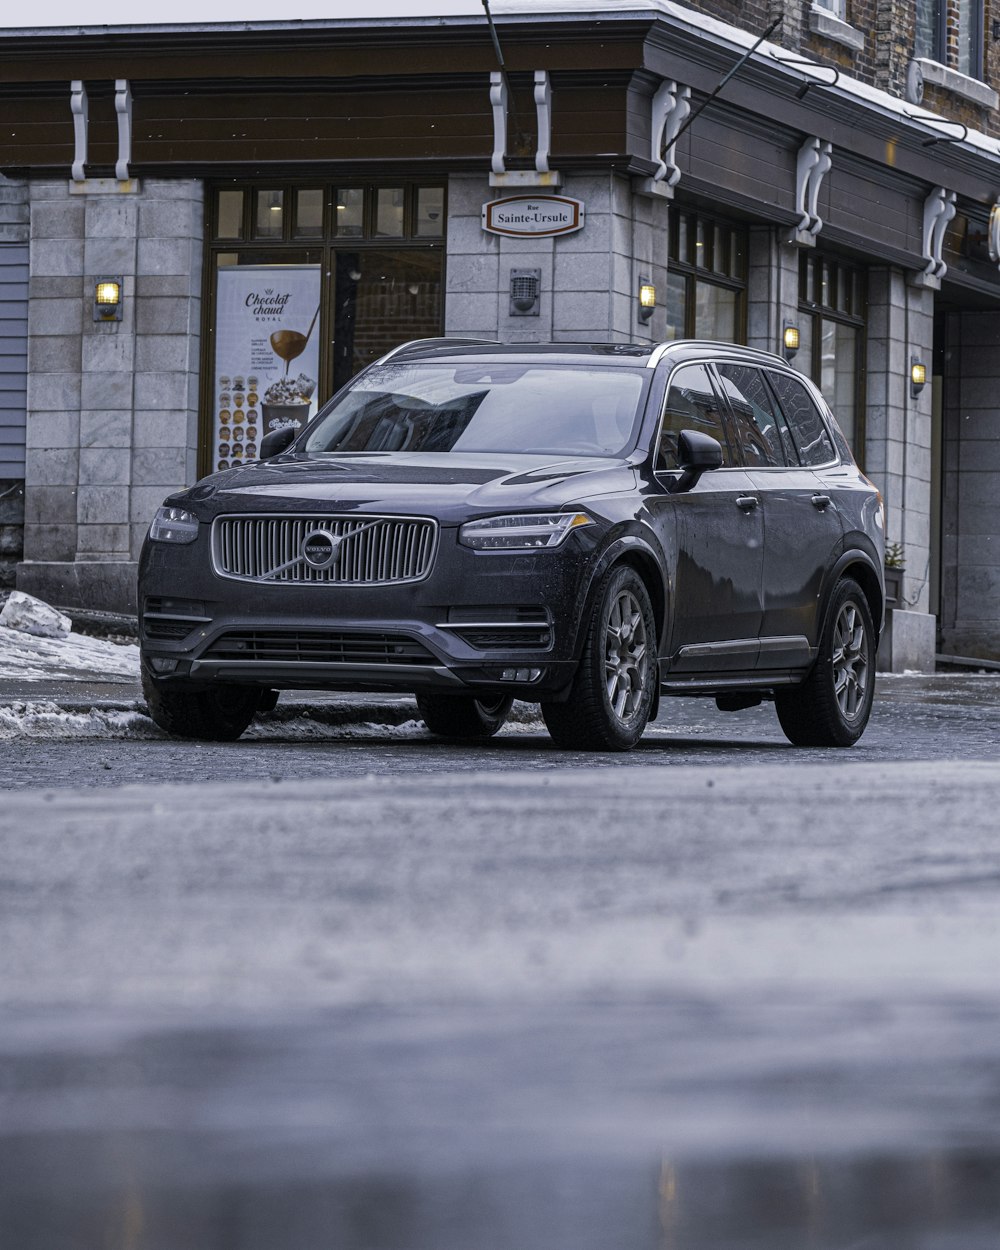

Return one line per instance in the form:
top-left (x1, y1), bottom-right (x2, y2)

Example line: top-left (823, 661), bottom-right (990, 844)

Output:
top-left (481, 195), bottom-right (585, 238)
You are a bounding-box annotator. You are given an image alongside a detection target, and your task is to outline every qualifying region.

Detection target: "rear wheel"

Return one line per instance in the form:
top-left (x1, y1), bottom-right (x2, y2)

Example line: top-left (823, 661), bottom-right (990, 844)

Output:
top-left (541, 565), bottom-right (657, 752)
top-left (775, 577), bottom-right (875, 747)
top-left (416, 692), bottom-right (514, 740)
top-left (141, 660), bottom-right (260, 741)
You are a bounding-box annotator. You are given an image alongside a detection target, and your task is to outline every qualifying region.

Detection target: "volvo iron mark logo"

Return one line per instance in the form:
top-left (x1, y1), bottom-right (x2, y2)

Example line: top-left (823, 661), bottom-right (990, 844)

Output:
top-left (301, 529), bottom-right (340, 570)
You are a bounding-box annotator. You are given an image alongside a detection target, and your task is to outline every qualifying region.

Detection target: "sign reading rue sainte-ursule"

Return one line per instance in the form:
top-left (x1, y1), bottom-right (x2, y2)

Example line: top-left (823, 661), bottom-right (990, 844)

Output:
top-left (481, 195), bottom-right (585, 238)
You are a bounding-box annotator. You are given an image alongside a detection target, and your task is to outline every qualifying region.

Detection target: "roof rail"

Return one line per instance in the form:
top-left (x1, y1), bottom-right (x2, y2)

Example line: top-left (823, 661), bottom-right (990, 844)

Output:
top-left (375, 336), bottom-right (501, 365)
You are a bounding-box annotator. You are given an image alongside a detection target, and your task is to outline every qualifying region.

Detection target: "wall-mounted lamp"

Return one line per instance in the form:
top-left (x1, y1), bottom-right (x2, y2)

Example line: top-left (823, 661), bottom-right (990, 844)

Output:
top-left (638, 277), bottom-right (656, 324)
top-left (782, 321), bottom-right (800, 360)
top-left (910, 357), bottom-right (927, 399)
top-left (94, 277), bottom-right (123, 323)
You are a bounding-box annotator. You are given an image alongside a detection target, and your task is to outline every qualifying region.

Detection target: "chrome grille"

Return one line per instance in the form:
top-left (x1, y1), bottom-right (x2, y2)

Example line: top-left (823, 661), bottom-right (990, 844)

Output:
top-left (212, 514), bottom-right (437, 585)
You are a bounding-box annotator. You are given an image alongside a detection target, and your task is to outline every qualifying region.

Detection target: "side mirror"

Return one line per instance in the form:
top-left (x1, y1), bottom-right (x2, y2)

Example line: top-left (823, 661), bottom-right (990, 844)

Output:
top-left (669, 429), bottom-right (723, 494)
top-left (259, 426), bottom-right (298, 460)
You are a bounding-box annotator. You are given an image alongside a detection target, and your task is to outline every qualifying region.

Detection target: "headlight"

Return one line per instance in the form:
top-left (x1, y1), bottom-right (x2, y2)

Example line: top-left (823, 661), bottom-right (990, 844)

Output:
top-left (149, 506), bottom-right (199, 544)
top-left (459, 511), bottom-right (593, 551)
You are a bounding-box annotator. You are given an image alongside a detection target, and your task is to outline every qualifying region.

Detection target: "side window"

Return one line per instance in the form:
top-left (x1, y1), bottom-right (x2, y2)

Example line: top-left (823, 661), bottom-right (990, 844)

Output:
top-left (714, 363), bottom-right (792, 467)
top-left (655, 363), bottom-right (731, 470)
top-left (766, 370), bottom-right (837, 467)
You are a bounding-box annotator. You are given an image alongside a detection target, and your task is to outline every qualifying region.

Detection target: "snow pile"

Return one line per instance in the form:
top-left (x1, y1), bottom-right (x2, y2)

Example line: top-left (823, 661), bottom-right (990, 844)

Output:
top-left (0, 702), bottom-right (160, 741)
top-left (0, 591), bottom-right (71, 640)
top-left (0, 622), bottom-right (140, 682)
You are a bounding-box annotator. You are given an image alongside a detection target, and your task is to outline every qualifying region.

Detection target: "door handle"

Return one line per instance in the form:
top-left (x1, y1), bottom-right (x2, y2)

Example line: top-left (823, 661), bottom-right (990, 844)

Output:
top-left (735, 496), bottom-right (759, 512)
top-left (811, 494), bottom-right (831, 510)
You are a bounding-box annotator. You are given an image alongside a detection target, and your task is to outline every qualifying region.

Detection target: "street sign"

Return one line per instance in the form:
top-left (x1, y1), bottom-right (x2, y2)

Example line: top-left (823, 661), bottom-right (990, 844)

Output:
top-left (482, 195), bottom-right (585, 237)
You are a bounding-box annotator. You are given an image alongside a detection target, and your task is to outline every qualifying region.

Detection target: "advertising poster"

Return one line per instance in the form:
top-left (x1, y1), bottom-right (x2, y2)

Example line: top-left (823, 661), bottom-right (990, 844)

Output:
top-left (212, 264), bottom-right (321, 471)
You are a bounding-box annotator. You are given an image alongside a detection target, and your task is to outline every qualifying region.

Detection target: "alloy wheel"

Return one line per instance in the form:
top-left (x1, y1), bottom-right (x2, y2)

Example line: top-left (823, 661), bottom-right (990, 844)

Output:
top-left (832, 600), bottom-right (870, 721)
top-left (604, 588), bottom-right (649, 722)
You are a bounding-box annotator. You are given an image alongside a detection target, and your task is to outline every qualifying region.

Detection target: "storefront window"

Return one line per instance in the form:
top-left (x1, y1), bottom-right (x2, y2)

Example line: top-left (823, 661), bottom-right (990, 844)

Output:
top-left (335, 188), bottom-right (364, 237)
top-left (797, 252), bottom-right (865, 455)
top-left (215, 190), bottom-right (244, 240)
top-left (375, 187), bottom-right (405, 238)
top-left (666, 208), bottom-right (747, 343)
top-left (205, 182), bottom-right (446, 476)
top-left (415, 186), bottom-right (445, 237)
top-left (254, 189), bottom-right (284, 239)
top-left (293, 189), bottom-right (324, 238)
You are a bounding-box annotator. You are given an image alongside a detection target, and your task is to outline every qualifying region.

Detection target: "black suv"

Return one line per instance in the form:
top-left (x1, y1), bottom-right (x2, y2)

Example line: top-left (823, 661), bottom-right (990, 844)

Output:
top-left (139, 339), bottom-right (885, 750)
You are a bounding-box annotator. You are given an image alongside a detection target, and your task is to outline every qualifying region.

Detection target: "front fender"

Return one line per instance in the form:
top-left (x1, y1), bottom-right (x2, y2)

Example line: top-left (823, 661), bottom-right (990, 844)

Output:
top-left (568, 530), bottom-right (670, 661)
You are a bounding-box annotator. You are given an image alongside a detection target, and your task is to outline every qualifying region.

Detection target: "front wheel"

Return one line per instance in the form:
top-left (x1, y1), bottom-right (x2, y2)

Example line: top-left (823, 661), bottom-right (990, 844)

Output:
top-left (541, 565), bottom-right (657, 751)
top-left (416, 692), bottom-right (514, 740)
top-left (775, 577), bottom-right (876, 747)
top-left (141, 660), bottom-right (260, 741)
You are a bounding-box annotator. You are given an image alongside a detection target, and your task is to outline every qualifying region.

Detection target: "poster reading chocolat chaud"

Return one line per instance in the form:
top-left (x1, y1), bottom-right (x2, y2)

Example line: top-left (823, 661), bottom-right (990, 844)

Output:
top-left (212, 264), bottom-right (321, 472)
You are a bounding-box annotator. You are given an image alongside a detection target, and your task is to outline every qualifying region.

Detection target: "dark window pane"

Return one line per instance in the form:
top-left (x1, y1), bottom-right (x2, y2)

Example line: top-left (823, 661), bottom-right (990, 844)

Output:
top-left (375, 187), bottom-right (405, 238)
top-left (767, 370), bottom-right (837, 466)
top-left (656, 363), bottom-right (731, 469)
top-left (665, 272), bottom-right (687, 340)
top-left (715, 364), bottom-right (790, 467)
top-left (334, 188), bottom-right (364, 237)
top-left (415, 186), bottom-right (445, 237)
top-left (294, 189), bottom-right (324, 238)
top-left (694, 281), bottom-right (738, 342)
top-left (254, 189), bottom-right (284, 239)
top-left (216, 190), bottom-right (244, 239)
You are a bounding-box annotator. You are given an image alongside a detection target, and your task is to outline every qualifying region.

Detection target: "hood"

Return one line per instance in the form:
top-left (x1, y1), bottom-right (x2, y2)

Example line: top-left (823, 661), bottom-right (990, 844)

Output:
top-left (174, 452), bottom-right (636, 522)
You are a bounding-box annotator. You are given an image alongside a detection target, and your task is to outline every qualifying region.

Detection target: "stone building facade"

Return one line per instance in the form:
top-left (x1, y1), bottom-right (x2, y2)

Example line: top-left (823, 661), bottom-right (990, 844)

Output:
top-left (2, 0), bottom-right (1000, 665)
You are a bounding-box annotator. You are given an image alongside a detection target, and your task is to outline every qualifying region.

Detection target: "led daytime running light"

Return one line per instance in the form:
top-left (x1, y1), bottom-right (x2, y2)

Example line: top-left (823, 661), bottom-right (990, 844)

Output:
top-left (459, 512), bottom-right (592, 550)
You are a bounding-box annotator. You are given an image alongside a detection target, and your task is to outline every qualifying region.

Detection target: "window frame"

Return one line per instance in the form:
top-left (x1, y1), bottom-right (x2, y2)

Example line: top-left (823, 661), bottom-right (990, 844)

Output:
top-left (666, 208), bottom-right (749, 344)
top-left (797, 251), bottom-right (866, 463)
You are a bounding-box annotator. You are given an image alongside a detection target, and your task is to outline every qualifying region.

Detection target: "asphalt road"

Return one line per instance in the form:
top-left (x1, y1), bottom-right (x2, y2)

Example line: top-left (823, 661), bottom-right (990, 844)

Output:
top-left (1, 671), bottom-right (1000, 1249)
top-left (0, 672), bottom-right (999, 790)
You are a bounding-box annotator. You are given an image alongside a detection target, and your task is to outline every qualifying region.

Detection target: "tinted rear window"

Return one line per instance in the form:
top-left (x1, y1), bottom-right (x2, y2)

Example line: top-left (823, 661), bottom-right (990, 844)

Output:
top-left (766, 370), bottom-right (837, 466)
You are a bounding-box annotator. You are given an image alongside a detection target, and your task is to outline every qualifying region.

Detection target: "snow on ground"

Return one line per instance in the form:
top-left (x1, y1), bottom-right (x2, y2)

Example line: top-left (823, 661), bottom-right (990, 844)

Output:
top-left (0, 623), bottom-right (141, 682)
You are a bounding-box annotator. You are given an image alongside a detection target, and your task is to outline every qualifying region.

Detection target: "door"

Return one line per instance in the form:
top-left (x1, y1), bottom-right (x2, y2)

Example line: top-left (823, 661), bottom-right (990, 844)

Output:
top-left (652, 362), bottom-right (764, 672)
top-left (717, 364), bottom-right (844, 668)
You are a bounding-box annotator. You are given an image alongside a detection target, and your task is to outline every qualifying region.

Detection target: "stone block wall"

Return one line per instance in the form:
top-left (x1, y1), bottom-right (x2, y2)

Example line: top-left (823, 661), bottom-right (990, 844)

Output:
top-left (19, 178), bottom-right (203, 613)
top-left (445, 173), bottom-right (668, 345)
top-left (0, 176), bottom-right (28, 587)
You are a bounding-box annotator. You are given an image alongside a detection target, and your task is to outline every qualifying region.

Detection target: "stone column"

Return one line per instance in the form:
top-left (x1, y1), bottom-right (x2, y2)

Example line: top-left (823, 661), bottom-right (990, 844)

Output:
top-left (866, 267), bottom-right (936, 669)
top-left (18, 178), bottom-right (203, 614)
top-left (444, 172), bottom-right (667, 344)
top-left (746, 226), bottom-right (798, 357)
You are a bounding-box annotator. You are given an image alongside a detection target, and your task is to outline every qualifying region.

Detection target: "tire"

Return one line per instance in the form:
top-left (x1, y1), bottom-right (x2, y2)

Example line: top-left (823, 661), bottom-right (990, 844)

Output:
top-left (141, 659), bottom-right (259, 741)
top-left (775, 577), bottom-right (876, 747)
top-left (541, 564), bottom-right (657, 751)
top-left (416, 692), bottom-right (514, 740)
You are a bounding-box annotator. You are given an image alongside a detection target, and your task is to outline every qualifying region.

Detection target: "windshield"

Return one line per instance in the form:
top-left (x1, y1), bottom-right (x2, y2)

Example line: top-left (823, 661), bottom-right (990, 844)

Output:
top-left (303, 362), bottom-right (648, 457)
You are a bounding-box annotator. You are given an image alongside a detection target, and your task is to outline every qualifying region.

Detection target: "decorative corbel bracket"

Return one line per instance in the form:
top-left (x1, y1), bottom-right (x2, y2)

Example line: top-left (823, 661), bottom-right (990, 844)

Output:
top-left (789, 137), bottom-right (832, 246)
top-left (70, 80), bottom-right (88, 182)
top-left (490, 70), bottom-right (508, 176)
top-left (489, 69), bottom-right (561, 187)
top-left (912, 186), bottom-right (956, 289)
top-left (534, 70), bottom-right (552, 174)
top-left (635, 79), bottom-right (691, 200)
top-left (988, 199), bottom-right (1000, 266)
top-left (115, 79), bottom-right (133, 181)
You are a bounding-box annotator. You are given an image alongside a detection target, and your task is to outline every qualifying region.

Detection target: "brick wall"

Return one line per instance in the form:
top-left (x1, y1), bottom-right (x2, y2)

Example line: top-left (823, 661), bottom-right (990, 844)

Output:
top-left (687, 0), bottom-right (1000, 136)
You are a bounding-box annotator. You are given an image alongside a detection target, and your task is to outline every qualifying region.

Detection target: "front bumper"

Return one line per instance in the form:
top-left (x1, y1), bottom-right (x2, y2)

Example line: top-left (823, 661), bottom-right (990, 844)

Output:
top-left (138, 525), bottom-right (597, 700)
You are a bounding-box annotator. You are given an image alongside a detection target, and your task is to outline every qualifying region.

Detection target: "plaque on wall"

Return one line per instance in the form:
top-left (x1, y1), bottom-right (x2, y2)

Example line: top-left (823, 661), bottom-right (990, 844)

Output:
top-left (481, 195), bottom-right (585, 238)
